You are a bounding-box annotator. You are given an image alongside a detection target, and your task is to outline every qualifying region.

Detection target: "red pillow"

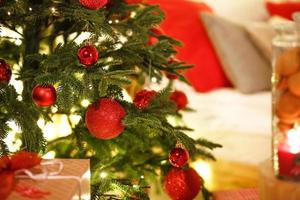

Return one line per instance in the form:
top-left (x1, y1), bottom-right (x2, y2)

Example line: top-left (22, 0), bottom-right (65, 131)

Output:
top-left (266, 1), bottom-right (300, 20)
top-left (148, 0), bottom-right (232, 92)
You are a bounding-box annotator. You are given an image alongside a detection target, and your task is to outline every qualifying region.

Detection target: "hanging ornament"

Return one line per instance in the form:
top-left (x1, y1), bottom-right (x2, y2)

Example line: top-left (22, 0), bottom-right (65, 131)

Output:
top-left (164, 167), bottom-right (203, 200)
top-left (77, 45), bottom-right (99, 67)
top-left (79, 0), bottom-right (108, 10)
top-left (0, 59), bottom-right (12, 83)
top-left (85, 98), bottom-right (126, 140)
top-left (170, 90), bottom-right (188, 110)
top-left (169, 147), bottom-right (189, 168)
top-left (133, 90), bottom-right (157, 109)
top-left (32, 84), bottom-right (57, 107)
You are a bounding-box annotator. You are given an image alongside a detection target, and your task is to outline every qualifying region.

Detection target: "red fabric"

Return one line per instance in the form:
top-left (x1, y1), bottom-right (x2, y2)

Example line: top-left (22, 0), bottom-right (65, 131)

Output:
top-left (266, 1), bottom-right (300, 20)
top-left (148, 0), bottom-right (232, 92)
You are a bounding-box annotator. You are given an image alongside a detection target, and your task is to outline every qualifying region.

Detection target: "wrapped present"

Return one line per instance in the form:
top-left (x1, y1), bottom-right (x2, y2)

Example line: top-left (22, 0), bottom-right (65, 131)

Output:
top-left (213, 188), bottom-right (259, 200)
top-left (0, 151), bottom-right (90, 200)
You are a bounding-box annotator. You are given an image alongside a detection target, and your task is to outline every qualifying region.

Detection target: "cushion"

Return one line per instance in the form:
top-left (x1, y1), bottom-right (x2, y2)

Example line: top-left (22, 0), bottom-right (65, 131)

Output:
top-left (148, 0), bottom-right (232, 92)
top-left (266, 1), bottom-right (300, 20)
top-left (201, 13), bottom-right (271, 94)
top-left (245, 22), bottom-right (275, 61)
top-left (201, 0), bottom-right (269, 23)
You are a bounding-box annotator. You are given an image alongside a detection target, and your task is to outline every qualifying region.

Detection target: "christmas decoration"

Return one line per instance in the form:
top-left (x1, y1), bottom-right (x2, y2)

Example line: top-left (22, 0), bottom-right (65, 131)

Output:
top-left (0, 151), bottom-right (41, 199)
top-left (169, 147), bottom-right (189, 168)
top-left (85, 98), bottom-right (126, 139)
top-left (170, 90), bottom-right (188, 110)
top-left (32, 84), bottom-right (57, 107)
top-left (77, 45), bottom-right (99, 66)
top-left (1, 152), bottom-right (90, 200)
top-left (0, 59), bottom-right (12, 83)
top-left (164, 167), bottom-right (203, 200)
top-left (0, 0), bottom-right (221, 198)
top-left (79, 0), bottom-right (108, 10)
top-left (133, 89), bottom-right (157, 109)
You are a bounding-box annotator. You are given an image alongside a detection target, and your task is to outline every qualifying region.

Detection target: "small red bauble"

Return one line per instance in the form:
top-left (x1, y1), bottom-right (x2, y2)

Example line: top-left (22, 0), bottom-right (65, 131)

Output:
top-left (169, 147), bottom-right (189, 168)
top-left (170, 90), bottom-right (188, 110)
top-left (79, 0), bottom-right (108, 10)
top-left (0, 59), bottom-right (12, 83)
top-left (32, 84), bottom-right (56, 107)
top-left (164, 167), bottom-right (203, 200)
top-left (77, 45), bottom-right (99, 66)
top-left (85, 98), bottom-right (126, 140)
top-left (133, 90), bottom-right (157, 109)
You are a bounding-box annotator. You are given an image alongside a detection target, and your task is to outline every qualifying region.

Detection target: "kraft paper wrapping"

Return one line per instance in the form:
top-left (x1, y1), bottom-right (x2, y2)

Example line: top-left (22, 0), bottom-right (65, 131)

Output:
top-left (7, 159), bottom-right (90, 200)
top-left (259, 159), bottom-right (300, 200)
top-left (213, 188), bottom-right (259, 200)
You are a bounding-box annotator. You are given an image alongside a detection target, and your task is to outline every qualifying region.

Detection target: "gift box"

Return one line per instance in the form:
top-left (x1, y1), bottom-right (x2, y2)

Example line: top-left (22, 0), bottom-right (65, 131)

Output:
top-left (213, 188), bottom-right (259, 200)
top-left (6, 159), bottom-right (90, 200)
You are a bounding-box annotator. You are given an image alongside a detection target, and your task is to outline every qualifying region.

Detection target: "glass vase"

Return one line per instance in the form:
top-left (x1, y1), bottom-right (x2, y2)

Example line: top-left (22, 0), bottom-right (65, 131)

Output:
top-left (272, 17), bottom-right (300, 180)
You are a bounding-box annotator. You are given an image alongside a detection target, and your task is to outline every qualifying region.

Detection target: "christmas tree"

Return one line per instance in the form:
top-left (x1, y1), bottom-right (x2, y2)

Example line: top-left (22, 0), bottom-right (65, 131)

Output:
top-left (0, 0), bottom-right (221, 199)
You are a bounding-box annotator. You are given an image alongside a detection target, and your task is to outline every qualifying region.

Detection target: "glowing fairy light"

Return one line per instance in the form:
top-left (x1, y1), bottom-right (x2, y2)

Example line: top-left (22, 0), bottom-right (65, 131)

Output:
top-left (100, 172), bottom-right (108, 178)
top-left (81, 99), bottom-right (90, 107)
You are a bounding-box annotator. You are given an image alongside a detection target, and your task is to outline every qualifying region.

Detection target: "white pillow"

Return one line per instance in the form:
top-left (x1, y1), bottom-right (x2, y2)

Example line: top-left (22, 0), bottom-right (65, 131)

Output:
top-left (190, 0), bottom-right (269, 23)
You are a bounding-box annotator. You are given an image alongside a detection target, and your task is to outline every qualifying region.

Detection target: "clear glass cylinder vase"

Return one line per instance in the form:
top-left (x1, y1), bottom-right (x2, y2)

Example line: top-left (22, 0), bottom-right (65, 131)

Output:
top-left (272, 18), bottom-right (300, 180)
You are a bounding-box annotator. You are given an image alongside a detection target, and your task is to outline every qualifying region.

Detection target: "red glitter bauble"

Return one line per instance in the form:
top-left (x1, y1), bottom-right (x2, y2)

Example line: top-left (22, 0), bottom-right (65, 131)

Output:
top-left (164, 168), bottom-right (203, 200)
top-left (170, 90), bottom-right (188, 110)
top-left (79, 0), bottom-right (108, 10)
top-left (133, 90), bottom-right (157, 109)
top-left (32, 84), bottom-right (56, 107)
top-left (85, 98), bottom-right (126, 140)
top-left (0, 59), bottom-right (12, 83)
top-left (169, 147), bottom-right (189, 168)
top-left (77, 45), bottom-right (99, 67)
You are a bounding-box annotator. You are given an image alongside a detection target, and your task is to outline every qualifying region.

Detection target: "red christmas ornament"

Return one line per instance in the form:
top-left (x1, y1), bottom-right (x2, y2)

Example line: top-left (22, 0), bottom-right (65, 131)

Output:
top-left (170, 90), bottom-right (188, 110)
top-left (164, 167), bottom-right (203, 200)
top-left (0, 59), bottom-right (12, 83)
top-left (77, 45), bottom-right (99, 66)
top-left (79, 0), bottom-right (108, 10)
top-left (133, 90), bottom-right (157, 109)
top-left (32, 84), bottom-right (57, 107)
top-left (124, 0), bottom-right (145, 4)
top-left (85, 98), bottom-right (126, 140)
top-left (169, 147), bottom-right (189, 168)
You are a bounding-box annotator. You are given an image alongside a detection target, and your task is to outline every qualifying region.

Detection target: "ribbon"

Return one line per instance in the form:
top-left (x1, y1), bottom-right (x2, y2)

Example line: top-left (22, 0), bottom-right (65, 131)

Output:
top-left (0, 151), bottom-right (82, 200)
